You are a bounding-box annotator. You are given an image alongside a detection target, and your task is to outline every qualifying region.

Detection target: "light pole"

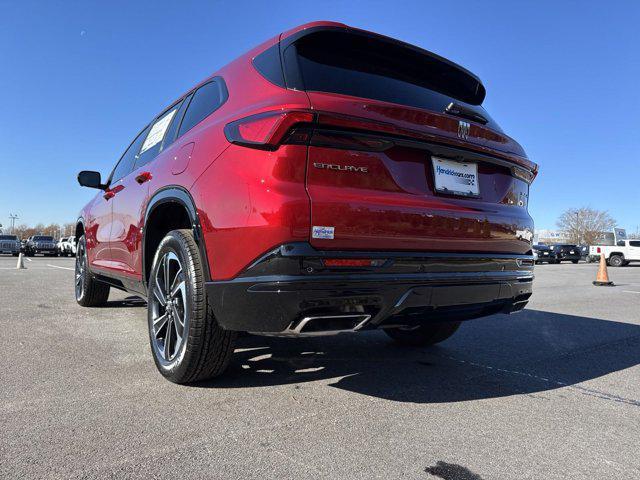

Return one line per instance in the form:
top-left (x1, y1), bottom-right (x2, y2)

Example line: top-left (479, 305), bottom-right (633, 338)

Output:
top-left (9, 213), bottom-right (19, 234)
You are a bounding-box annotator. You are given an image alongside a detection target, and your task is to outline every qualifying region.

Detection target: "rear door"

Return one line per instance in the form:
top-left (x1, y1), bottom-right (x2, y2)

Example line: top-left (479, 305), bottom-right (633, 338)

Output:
top-left (286, 29), bottom-right (536, 254)
top-left (109, 99), bottom-right (185, 278)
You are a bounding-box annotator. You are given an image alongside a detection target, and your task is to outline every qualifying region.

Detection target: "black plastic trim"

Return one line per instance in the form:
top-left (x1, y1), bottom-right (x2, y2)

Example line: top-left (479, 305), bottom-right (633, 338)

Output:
top-left (143, 186), bottom-right (211, 286)
top-left (205, 242), bottom-right (534, 333)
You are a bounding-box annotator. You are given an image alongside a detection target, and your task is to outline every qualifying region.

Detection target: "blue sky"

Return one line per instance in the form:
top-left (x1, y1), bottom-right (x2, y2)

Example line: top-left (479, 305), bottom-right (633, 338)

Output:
top-left (1, 1), bottom-right (638, 232)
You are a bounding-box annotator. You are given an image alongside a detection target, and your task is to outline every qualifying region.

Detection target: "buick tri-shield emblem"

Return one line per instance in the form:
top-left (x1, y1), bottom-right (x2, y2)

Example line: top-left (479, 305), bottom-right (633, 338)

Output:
top-left (457, 120), bottom-right (471, 140)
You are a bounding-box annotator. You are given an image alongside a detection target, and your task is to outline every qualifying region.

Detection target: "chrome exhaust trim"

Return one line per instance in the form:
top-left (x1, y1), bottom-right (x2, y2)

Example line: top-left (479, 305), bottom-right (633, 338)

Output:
top-left (252, 314), bottom-right (371, 337)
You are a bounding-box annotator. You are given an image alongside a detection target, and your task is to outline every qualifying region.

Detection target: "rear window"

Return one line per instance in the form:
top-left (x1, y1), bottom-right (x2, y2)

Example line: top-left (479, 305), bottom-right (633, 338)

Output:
top-left (34, 236), bottom-right (54, 241)
top-left (0, 235), bottom-right (17, 240)
top-left (289, 30), bottom-right (500, 130)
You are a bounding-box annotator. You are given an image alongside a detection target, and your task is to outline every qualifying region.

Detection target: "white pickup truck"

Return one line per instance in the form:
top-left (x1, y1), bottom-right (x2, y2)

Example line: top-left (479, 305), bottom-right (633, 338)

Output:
top-left (589, 240), bottom-right (640, 267)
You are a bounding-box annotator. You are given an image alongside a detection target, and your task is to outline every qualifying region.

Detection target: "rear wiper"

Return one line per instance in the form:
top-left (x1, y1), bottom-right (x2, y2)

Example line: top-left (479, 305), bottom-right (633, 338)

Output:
top-left (444, 102), bottom-right (488, 125)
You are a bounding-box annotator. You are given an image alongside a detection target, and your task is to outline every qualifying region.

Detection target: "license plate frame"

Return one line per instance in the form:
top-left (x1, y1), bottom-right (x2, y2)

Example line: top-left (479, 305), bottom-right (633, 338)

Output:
top-left (431, 156), bottom-right (480, 198)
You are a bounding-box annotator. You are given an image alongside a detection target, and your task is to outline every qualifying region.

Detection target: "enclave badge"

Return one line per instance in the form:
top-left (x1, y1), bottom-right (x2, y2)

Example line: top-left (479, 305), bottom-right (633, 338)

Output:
top-left (313, 162), bottom-right (368, 173)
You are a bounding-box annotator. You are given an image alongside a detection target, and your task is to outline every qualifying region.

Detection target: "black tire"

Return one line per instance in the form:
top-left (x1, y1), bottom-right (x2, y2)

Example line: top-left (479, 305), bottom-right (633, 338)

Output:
top-left (572, 260), bottom-right (579, 264)
top-left (75, 235), bottom-right (110, 307)
top-left (384, 321), bottom-right (462, 347)
top-left (147, 229), bottom-right (237, 384)
top-left (609, 255), bottom-right (624, 267)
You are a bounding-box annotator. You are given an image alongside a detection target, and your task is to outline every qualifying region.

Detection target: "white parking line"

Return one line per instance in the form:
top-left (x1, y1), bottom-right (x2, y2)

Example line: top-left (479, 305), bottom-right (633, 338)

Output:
top-left (622, 290), bottom-right (640, 294)
top-left (25, 257), bottom-right (32, 262)
top-left (47, 264), bottom-right (74, 271)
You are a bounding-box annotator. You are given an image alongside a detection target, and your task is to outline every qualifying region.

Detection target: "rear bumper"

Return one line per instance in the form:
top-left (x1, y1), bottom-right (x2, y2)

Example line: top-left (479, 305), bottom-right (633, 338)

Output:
top-left (206, 243), bottom-right (534, 334)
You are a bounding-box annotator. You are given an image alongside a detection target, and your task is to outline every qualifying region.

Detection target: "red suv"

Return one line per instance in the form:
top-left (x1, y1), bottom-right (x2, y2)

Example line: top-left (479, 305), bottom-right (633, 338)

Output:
top-left (76, 22), bottom-right (537, 383)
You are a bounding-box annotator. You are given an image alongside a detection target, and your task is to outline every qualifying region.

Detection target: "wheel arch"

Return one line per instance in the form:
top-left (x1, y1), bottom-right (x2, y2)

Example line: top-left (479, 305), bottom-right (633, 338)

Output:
top-left (143, 187), bottom-right (211, 288)
top-left (75, 217), bottom-right (85, 240)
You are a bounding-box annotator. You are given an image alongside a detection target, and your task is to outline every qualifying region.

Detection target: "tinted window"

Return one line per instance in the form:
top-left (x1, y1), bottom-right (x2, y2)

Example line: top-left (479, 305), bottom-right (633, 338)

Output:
top-left (0, 235), bottom-right (17, 240)
top-left (253, 43), bottom-right (285, 87)
top-left (629, 241), bottom-right (640, 247)
top-left (110, 125), bottom-right (150, 183)
top-left (291, 31), bottom-right (501, 131)
top-left (34, 236), bottom-right (54, 241)
top-left (135, 102), bottom-right (183, 168)
top-left (178, 79), bottom-right (227, 137)
top-left (162, 93), bottom-right (193, 150)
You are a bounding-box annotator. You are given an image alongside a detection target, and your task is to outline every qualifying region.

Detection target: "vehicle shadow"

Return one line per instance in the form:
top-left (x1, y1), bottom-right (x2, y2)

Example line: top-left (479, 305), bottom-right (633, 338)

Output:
top-left (196, 309), bottom-right (640, 404)
top-left (103, 296), bottom-right (147, 308)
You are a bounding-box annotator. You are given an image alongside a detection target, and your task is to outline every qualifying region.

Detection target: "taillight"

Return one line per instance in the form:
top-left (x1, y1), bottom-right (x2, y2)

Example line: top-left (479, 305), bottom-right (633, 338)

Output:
top-left (597, 247), bottom-right (601, 253)
top-left (308, 130), bottom-right (393, 152)
top-left (224, 111), bottom-right (314, 150)
top-left (512, 166), bottom-right (536, 184)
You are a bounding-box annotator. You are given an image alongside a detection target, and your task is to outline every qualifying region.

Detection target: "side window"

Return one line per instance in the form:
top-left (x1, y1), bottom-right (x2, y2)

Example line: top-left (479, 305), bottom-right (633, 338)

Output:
top-left (110, 125), bottom-right (151, 184)
top-left (629, 241), bottom-right (640, 247)
top-left (178, 79), bottom-right (227, 137)
top-left (162, 93), bottom-right (193, 150)
top-left (135, 102), bottom-right (183, 168)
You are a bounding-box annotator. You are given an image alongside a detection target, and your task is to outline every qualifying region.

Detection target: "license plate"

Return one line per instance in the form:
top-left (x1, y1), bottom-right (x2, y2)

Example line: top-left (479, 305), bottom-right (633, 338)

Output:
top-left (543, 252), bottom-right (549, 256)
top-left (570, 250), bottom-right (575, 254)
top-left (432, 157), bottom-right (479, 197)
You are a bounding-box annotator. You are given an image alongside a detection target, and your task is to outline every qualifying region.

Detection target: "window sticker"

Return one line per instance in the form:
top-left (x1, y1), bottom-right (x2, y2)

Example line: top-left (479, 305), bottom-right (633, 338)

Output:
top-left (140, 109), bottom-right (177, 154)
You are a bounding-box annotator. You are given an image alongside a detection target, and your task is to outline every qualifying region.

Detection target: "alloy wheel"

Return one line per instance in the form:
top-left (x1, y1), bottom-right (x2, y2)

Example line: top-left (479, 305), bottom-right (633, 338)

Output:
top-left (75, 242), bottom-right (85, 299)
top-left (150, 251), bottom-right (187, 362)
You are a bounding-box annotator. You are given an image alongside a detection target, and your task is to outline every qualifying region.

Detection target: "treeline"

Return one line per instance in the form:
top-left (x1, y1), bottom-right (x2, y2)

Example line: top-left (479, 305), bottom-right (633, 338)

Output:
top-left (9, 222), bottom-right (76, 240)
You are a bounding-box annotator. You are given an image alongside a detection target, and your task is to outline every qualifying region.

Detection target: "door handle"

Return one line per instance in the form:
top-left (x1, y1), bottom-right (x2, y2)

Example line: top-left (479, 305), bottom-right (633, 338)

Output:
top-left (103, 184), bottom-right (124, 200)
top-left (135, 171), bottom-right (152, 184)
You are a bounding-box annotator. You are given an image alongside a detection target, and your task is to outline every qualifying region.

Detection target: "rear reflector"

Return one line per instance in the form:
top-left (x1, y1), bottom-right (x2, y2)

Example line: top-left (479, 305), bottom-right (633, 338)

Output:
top-left (323, 258), bottom-right (386, 267)
top-left (224, 111), bottom-right (314, 150)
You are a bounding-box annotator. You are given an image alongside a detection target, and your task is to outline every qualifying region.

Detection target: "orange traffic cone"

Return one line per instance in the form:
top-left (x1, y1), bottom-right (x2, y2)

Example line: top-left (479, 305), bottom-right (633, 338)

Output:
top-left (593, 253), bottom-right (614, 286)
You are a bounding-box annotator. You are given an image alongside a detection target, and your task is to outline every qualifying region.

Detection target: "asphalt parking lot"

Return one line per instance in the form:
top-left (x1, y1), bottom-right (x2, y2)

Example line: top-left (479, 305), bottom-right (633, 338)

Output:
top-left (1, 256), bottom-right (639, 479)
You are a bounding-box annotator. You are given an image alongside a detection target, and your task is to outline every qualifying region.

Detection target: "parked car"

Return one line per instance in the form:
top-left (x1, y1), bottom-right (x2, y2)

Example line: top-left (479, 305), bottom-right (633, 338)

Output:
top-left (57, 237), bottom-right (67, 256)
top-left (0, 234), bottom-right (21, 256)
top-left (75, 21), bottom-right (537, 383)
top-left (57, 236), bottom-right (77, 257)
top-left (549, 244), bottom-right (581, 263)
top-left (589, 240), bottom-right (640, 267)
top-left (577, 244), bottom-right (590, 261)
top-left (25, 235), bottom-right (57, 256)
top-left (533, 244), bottom-right (556, 264)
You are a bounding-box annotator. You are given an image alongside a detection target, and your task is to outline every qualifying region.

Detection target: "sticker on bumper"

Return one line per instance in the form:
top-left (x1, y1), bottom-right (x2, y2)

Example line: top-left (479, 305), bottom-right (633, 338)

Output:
top-left (312, 226), bottom-right (335, 239)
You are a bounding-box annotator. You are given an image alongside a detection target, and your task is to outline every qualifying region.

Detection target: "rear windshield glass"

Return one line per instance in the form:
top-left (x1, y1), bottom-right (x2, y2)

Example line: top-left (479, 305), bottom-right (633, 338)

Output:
top-left (0, 235), bottom-right (17, 240)
top-left (34, 236), bottom-right (54, 241)
top-left (292, 30), bottom-right (500, 131)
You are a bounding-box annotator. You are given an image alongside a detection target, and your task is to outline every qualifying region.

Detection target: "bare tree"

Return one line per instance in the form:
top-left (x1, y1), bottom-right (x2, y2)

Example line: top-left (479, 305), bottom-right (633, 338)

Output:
top-left (556, 207), bottom-right (616, 245)
top-left (63, 222), bottom-right (76, 237)
top-left (629, 227), bottom-right (640, 240)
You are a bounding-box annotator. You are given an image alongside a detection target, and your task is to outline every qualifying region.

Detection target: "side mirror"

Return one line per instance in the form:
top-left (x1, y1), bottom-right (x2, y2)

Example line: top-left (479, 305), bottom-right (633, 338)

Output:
top-left (77, 171), bottom-right (106, 190)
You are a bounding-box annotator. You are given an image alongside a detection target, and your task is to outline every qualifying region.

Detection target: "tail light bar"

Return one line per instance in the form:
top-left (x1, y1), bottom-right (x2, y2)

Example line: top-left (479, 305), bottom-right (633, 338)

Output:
top-left (225, 109), bottom-right (537, 180)
top-left (224, 110), bottom-right (315, 150)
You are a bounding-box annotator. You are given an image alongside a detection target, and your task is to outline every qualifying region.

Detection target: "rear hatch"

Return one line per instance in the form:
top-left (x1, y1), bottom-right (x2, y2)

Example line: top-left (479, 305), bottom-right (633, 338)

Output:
top-left (285, 28), bottom-right (536, 254)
